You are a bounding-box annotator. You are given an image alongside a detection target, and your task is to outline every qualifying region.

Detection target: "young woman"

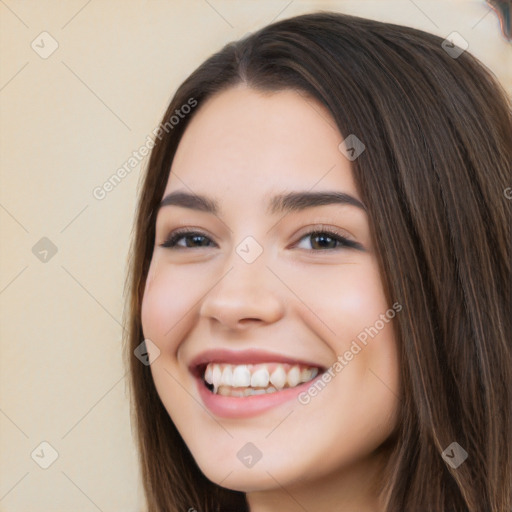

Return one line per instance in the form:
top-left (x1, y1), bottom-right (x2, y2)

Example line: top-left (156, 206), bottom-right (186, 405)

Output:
top-left (124, 11), bottom-right (512, 512)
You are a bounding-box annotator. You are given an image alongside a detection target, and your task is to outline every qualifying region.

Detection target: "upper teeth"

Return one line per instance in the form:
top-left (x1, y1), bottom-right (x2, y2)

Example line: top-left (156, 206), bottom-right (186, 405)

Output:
top-left (204, 362), bottom-right (319, 393)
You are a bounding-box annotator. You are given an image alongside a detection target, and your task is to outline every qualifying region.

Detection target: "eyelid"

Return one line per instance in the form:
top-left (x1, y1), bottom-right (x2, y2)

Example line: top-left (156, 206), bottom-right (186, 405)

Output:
top-left (291, 224), bottom-right (364, 251)
top-left (292, 223), bottom-right (357, 244)
top-left (158, 226), bottom-right (218, 249)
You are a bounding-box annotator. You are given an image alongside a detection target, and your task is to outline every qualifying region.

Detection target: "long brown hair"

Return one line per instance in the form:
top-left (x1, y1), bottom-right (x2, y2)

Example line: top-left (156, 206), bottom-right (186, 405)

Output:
top-left (123, 11), bottom-right (512, 512)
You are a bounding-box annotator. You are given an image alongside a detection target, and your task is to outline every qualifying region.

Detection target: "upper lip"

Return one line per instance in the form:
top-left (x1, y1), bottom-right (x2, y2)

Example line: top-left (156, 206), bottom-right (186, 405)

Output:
top-left (188, 348), bottom-right (326, 377)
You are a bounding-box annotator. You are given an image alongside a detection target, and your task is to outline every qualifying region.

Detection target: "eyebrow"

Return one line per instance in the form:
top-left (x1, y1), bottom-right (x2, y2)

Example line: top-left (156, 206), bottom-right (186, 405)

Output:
top-left (158, 190), bottom-right (366, 216)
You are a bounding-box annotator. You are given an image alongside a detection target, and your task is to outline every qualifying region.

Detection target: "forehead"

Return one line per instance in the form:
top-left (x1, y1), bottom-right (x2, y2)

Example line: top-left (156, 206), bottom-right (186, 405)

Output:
top-left (165, 85), bottom-right (359, 203)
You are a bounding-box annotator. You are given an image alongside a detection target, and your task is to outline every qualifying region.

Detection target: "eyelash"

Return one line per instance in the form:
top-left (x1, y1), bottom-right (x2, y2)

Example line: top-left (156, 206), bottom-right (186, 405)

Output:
top-left (159, 225), bottom-right (362, 251)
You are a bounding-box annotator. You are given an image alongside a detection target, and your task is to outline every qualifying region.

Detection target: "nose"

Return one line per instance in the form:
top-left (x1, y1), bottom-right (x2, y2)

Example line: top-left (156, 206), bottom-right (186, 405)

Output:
top-left (198, 255), bottom-right (285, 330)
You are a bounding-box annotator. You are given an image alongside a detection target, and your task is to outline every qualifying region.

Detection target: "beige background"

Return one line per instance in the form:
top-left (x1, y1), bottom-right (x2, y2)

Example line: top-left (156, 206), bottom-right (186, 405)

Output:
top-left (0, 1), bottom-right (510, 511)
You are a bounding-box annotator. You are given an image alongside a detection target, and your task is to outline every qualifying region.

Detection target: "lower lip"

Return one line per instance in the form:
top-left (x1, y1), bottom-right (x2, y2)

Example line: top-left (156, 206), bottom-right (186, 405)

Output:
top-left (195, 374), bottom-right (323, 418)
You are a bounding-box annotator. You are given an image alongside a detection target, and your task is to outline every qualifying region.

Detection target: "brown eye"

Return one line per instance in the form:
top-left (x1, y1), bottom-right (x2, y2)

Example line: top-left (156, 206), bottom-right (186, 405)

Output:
top-left (160, 230), bottom-right (215, 249)
top-left (295, 229), bottom-right (363, 251)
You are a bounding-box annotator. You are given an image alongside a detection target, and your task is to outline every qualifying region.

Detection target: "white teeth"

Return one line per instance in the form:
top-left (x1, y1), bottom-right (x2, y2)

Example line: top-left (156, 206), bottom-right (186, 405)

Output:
top-left (300, 368), bottom-right (312, 382)
top-left (218, 386), bottom-right (231, 396)
top-left (203, 362), bottom-right (321, 396)
top-left (221, 366), bottom-right (233, 386)
top-left (287, 365), bottom-right (301, 388)
top-left (232, 365), bottom-right (251, 387)
top-left (212, 365), bottom-right (222, 392)
top-left (269, 366), bottom-right (287, 390)
top-left (251, 367), bottom-right (270, 388)
top-left (204, 365), bottom-right (213, 384)
top-left (227, 385), bottom-right (279, 396)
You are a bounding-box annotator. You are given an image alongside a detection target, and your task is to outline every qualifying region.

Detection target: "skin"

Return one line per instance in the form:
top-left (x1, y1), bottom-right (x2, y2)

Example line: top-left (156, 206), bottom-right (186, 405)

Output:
top-left (141, 85), bottom-right (401, 512)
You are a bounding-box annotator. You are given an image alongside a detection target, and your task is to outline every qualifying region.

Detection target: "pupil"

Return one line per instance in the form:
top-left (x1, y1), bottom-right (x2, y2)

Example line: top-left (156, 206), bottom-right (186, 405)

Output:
top-left (313, 234), bottom-right (335, 249)
top-left (189, 235), bottom-right (206, 246)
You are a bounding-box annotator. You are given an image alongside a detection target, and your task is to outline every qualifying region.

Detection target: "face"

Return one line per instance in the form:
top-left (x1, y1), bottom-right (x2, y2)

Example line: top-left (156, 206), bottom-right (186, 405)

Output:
top-left (141, 85), bottom-right (401, 498)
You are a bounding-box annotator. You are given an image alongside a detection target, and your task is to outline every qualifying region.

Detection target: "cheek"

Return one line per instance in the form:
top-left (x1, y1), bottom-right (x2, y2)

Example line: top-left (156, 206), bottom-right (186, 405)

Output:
top-left (289, 257), bottom-right (390, 346)
top-left (140, 260), bottom-right (199, 350)
top-left (292, 258), bottom-right (400, 404)
top-left (334, 262), bottom-right (400, 392)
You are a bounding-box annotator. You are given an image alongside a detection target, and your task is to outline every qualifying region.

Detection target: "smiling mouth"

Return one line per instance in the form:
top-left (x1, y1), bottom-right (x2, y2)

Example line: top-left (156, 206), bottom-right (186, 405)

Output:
top-left (199, 362), bottom-right (323, 397)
